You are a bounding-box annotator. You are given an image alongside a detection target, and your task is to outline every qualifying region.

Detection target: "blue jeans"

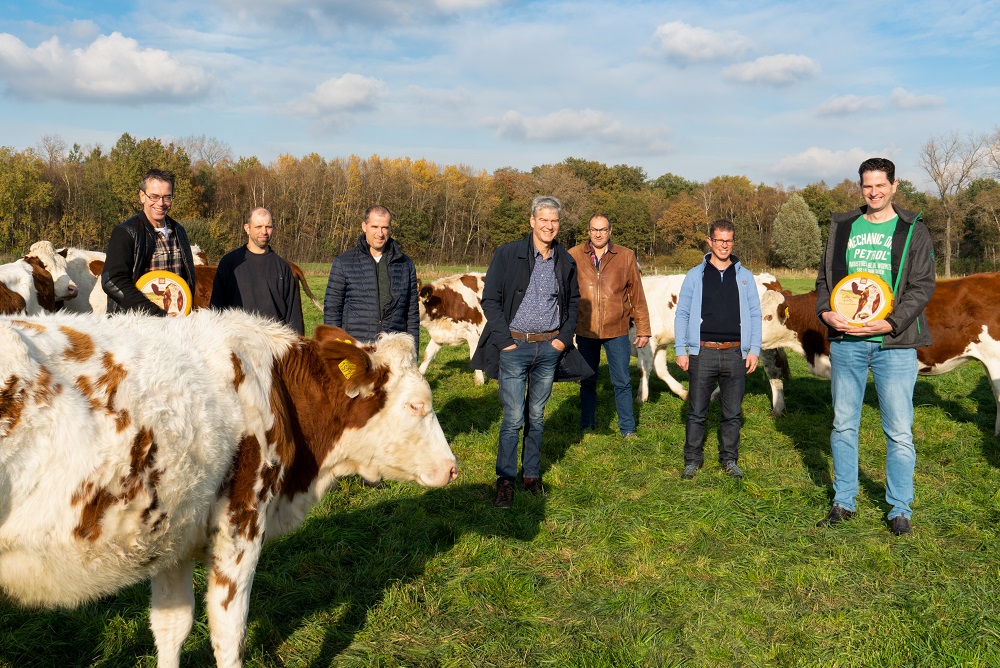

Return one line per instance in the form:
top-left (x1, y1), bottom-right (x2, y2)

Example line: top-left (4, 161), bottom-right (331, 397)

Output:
top-left (497, 340), bottom-right (562, 481)
top-left (683, 347), bottom-right (745, 466)
top-left (829, 340), bottom-right (918, 520)
top-left (578, 334), bottom-right (636, 435)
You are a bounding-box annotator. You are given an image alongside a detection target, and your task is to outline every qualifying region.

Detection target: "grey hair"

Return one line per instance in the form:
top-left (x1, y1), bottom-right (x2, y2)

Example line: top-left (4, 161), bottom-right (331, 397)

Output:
top-left (531, 195), bottom-right (562, 218)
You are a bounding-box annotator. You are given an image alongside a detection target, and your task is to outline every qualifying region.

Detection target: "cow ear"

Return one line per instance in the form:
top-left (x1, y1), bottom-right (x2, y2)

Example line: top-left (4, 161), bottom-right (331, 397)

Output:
top-left (313, 325), bottom-right (377, 398)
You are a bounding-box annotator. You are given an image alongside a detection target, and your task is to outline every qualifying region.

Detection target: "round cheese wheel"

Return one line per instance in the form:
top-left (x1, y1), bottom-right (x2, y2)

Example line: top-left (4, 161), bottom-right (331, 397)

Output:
top-left (830, 272), bottom-right (893, 326)
top-left (136, 270), bottom-right (193, 316)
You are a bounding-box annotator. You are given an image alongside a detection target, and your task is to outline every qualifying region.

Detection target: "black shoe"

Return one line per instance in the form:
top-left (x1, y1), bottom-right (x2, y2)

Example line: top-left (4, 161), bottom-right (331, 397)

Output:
top-left (681, 463), bottom-right (699, 479)
top-left (522, 477), bottom-right (544, 496)
top-left (817, 505), bottom-right (856, 527)
top-left (493, 479), bottom-right (514, 508)
top-left (888, 515), bottom-right (912, 535)
top-left (723, 461), bottom-right (744, 478)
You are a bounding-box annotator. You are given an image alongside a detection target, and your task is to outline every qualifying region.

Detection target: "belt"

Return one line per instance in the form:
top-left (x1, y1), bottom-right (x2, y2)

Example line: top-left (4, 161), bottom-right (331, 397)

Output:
top-left (700, 340), bottom-right (740, 350)
top-left (511, 330), bottom-right (559, 342)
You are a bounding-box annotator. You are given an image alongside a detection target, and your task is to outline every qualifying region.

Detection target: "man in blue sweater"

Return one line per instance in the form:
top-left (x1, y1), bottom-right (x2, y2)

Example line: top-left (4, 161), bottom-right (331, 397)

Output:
top-left (674, 219), bottom-right (762, 480)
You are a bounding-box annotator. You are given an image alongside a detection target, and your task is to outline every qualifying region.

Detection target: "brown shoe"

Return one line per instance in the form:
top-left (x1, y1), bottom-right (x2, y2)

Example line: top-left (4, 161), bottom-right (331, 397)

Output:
top-left (817, 505), bottom-right (856, 527)
top-left (493, 479), bottom-right (514, 508)
top-left (522, 477), bottom-right (544, 496)
top-left (888, 515), bottom-right (912, 535)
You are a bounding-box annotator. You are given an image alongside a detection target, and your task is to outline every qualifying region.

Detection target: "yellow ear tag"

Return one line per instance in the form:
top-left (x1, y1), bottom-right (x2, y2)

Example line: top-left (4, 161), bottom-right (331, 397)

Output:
top-left (339, 359), bottom-right (357, 379)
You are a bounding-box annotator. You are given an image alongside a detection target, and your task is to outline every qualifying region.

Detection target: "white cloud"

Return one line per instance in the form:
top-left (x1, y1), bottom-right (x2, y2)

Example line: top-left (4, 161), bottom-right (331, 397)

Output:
top-left (292, 73), bottom-right (388, 115)
top-left (652, 21), bottom-right (754, 63)
top-left (815, 94), bottom-right (883, 116)
top-left (723, 54), bottom-right (820, 85)
top-left (890, 86), bottom-right (945, 110)
top-left (216, 0), bottom-right (501, 29)
top-left (0, 32), bottom-right (211, 103)
top-left (771, 147), bottom-right (879, 181)
top-left (483, 108), bottom-right (671, 154)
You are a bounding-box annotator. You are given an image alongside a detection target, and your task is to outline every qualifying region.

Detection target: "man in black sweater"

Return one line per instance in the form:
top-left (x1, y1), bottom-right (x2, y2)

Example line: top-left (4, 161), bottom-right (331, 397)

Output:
top-left (210, 207), bottom-right (304, 335)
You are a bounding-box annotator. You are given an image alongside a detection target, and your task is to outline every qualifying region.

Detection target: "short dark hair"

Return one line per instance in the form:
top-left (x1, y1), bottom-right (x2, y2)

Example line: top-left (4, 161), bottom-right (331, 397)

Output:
top-left (590, 213), bottom-right (612, 229)
top-left (858, 157), bottom-right (896, 184)
top-left (709, 219), bottom-right (735, 238)
top-left (365, 205), bottom-right (393, 223)
top-left (140, 168), bottom-right (175, 192)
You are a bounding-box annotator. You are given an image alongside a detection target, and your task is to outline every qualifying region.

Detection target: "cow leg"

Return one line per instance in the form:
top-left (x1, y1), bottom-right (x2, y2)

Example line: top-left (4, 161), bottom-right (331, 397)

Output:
top-left (419, 340), bottom-right (442, 375)
top-left (150, 559), bottom-right (196, 668)
top-left (636, 341), bottom-right (653, 403)
top-left (206, 533), bottom-right (264, 668)
top-left (466, 335), bottom-right (485, 385)
top-left (653, 347), bottom-right (689, 400)
top-left (985, 360), bottom-right (1000, 437)
top-left (761, 348), bottom-right (787, 417)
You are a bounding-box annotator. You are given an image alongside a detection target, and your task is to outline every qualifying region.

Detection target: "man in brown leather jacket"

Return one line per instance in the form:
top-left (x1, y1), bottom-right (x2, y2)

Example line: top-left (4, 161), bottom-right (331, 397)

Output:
top-left (569, 214), bottom-right (651, 438)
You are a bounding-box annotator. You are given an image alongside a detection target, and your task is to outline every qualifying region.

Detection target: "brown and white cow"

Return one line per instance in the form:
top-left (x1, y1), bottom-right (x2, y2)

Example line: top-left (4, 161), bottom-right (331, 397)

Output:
top-left (0, 310), bottom-right (457, 667)
top-left (634, 272), bottom-right (787, 414)
top-left (760, 272), bottom-right (1000, 435)
top-left (417, 272), bottom-right (487, 385)
top-left (0, 241), bottom-right (79, 314)
top-left (58, 246), bottom-right (107, 314)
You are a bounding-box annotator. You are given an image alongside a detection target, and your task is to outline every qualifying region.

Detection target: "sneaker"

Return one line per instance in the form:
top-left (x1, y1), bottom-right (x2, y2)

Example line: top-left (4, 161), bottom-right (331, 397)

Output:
top-left (723, 461), bottom-right (743, 478)
top-left (681, 463), bottom-right (699, 479)
top-left (493, 479), bottom-right (514, 508)
top-left (522, 477), bottom-right (544, 496)
top-left (622, 431), bottom-right (638, 440)
top-left (888, 515), bottom-right (912, 535)
top-left (816, 504), bottom-right (856, 527)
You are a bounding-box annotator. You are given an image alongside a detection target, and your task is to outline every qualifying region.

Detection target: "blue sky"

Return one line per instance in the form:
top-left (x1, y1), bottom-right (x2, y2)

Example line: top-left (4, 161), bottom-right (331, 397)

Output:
top-left (1, 0), bottom-right (998, 190)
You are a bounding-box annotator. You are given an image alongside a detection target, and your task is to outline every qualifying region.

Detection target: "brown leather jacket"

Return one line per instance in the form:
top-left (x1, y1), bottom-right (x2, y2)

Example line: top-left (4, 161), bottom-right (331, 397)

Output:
top-left (569, 242), bottom-right (651, 340)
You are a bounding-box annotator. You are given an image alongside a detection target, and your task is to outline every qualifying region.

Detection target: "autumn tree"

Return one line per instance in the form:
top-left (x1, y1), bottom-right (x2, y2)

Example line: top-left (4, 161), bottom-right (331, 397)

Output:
top-left (919, 132), bottom-right (987, 276)
top-left (0, 147), bottom-right (53, 254)
top-left (655, 191), bottom-right (709, 257)
top-left (770, 193), bottom-right (822, 270)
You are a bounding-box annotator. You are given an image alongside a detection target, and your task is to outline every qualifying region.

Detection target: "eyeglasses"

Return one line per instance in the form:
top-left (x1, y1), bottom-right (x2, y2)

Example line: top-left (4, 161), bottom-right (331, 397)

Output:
top-left (589, 228), bottom-right (610, 234)
top-left (710, 238), bottom-right (734, 246)
top-left (143, 191), bottom-right (174, 204)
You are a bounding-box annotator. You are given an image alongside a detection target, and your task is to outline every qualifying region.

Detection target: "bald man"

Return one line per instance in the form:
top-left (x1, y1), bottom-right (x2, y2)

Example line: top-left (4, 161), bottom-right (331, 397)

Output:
top-left (210, 207), bottom-right (304, 334)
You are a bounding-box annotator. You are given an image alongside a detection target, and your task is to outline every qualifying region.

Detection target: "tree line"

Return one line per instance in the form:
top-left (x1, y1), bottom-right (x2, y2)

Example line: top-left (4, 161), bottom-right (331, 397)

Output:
top-left (2, 130), bottom-right (999, 276)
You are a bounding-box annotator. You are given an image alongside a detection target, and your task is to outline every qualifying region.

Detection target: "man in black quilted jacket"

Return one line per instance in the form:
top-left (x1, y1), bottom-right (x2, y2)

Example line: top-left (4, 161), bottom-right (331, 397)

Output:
top-left (323, 205), bottom-right (419, 352)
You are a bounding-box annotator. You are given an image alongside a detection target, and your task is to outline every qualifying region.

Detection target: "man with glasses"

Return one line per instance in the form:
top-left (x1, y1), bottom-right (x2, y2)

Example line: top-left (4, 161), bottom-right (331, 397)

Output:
top-left (569, 214), bottom-right (651, 438)
top-left (102, 168), bottom-right (198, 315)
top-left (674, 219), bottom-right (761, 480)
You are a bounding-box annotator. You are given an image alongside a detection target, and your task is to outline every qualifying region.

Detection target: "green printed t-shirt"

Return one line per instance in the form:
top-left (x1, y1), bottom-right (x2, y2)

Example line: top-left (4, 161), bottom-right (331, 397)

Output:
top-left (844, 214), bottom-right (896, 342)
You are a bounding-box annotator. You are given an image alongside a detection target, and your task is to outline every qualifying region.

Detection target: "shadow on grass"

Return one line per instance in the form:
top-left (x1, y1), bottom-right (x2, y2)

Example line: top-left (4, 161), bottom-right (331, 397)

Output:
top-left (914, 373), bottom-right (1000, 467)
top-left (0, 481), bottom-right (546, 667)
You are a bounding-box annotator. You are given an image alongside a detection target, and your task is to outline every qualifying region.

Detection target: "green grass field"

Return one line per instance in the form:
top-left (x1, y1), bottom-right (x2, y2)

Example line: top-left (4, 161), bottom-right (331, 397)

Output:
top-left (3, 272), bottom-right (999, 667)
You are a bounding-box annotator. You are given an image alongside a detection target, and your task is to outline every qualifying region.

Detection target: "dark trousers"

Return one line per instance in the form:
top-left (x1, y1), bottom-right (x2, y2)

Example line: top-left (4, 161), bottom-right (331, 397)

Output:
top-left (683, 347), bottom-right (745, 466)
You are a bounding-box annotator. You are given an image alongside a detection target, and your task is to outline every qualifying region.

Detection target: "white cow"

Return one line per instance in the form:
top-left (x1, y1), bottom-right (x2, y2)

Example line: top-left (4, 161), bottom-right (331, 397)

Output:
top-left (58, 246), bottom-right (108, 314)
top-left (0, 241), bottom-right (79, 314)
top-left (0, 311), bottom-right (457, 667)
top-left (418, 272), bottom-right (487, 385)
top-left (634, 272), bottom-right (787, 415)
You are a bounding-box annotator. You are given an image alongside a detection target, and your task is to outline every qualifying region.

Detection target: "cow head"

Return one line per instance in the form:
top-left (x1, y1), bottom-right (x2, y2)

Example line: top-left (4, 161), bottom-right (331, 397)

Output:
top-left (25, 241), bottom-right (78, 304)
top-left (760, 289), bottom-right (798, 349)
top-left (312, 325), bottom-right (458, 488)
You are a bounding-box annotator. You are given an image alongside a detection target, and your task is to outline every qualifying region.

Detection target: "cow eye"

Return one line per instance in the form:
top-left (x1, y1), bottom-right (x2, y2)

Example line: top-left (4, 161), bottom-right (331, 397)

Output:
top-left (407, 402), bottom-right (426, 416)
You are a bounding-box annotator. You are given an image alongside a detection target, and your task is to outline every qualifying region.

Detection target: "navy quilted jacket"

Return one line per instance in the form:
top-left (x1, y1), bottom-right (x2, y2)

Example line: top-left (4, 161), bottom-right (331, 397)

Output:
top-left (323, 234), bottom-right (419, 349)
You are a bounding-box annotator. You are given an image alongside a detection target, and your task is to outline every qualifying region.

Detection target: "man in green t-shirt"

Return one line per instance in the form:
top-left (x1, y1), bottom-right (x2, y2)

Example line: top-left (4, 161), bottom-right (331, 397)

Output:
top-left (814, 158), bottom-right (936, 536)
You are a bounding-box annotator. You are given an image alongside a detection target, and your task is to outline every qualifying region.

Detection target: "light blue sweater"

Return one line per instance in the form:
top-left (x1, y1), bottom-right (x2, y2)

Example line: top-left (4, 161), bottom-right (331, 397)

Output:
top-left (673, 256), bottom-right (762, 359)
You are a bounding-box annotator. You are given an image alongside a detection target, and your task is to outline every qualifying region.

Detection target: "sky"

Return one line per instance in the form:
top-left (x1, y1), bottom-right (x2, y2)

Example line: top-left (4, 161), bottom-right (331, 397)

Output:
top-left (1, 0), bottom-right (998, 192)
